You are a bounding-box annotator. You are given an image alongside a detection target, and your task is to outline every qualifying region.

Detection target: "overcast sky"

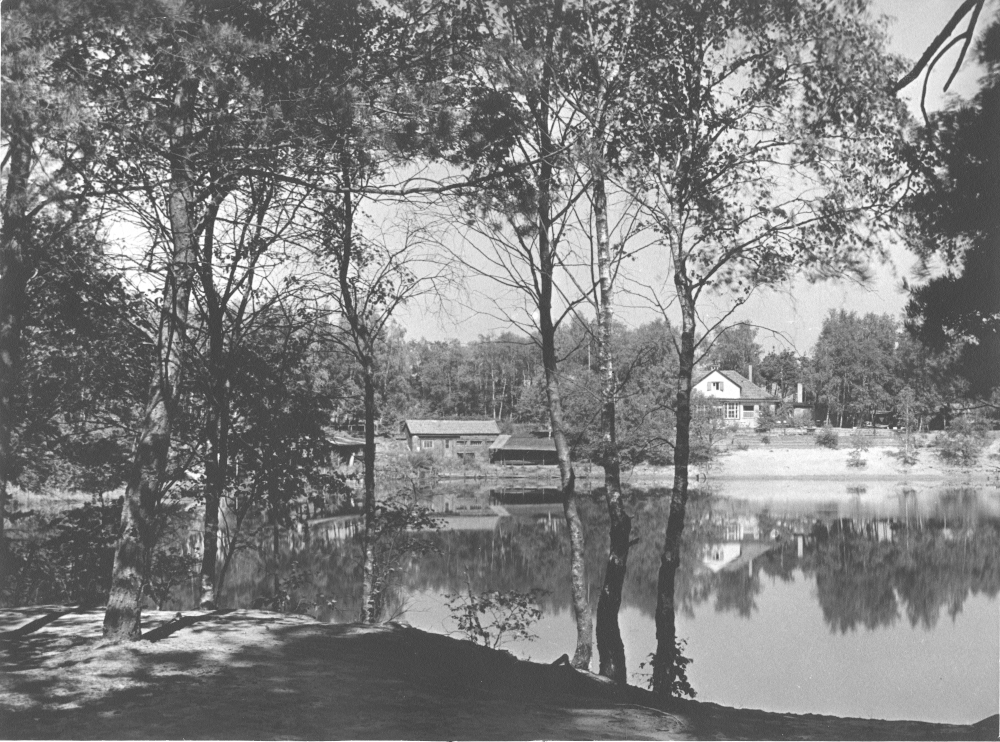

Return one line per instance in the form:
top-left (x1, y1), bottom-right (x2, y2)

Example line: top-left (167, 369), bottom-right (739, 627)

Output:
top-left (395, 0), bottom-right (996, 355)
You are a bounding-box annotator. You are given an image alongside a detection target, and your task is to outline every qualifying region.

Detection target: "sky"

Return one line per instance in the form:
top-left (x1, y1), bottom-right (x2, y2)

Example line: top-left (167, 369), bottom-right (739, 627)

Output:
top-left (394, 0), bottom-right (996, 355)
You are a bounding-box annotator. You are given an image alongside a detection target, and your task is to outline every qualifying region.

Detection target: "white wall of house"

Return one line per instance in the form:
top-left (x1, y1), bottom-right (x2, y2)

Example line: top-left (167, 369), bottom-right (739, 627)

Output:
top-left (698, 370), bottom-right (742, 400)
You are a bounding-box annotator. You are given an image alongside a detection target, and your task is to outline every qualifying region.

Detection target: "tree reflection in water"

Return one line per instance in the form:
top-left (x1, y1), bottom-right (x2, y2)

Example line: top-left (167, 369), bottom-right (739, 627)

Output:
top-left (211, 483), bottom-right (1000, 643)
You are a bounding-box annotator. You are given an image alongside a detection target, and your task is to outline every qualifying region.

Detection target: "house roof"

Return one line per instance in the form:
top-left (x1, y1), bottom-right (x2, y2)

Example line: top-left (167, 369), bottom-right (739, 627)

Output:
top-left (694, 369), bottom-right (778, 401)
top-left (404, 419), bottom-right (500, 436)
top-left (489, 435), bottom-right (557, 452)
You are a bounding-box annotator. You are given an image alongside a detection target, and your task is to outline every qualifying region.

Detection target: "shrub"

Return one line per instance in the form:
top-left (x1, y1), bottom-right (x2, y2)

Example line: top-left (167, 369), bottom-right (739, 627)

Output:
top-left (446, 587), bottom-right (546, 649)
top-left (815, 425), bottom-right (839, 448)
top-left (846, 449), bottom-right (867, 468)
top-left (848, 429), bottom-right (870, 452)
top-left (407, 450), bottom-right (437, 470)
top-left (937, 417), bottom-right (990, 466)
top-left (639, 638), bottom-right (696, 698)
top-left (756, 407), bottom-right (775, 433)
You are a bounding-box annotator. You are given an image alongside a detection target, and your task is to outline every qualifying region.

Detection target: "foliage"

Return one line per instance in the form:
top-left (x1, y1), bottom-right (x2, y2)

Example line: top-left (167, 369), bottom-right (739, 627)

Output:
top-left (816, 426), bottom-right (840, 449)
top-left (936, 417), bottom-right (991, 466)
top-left (704, 325), bottom-right (761, 376)
top-left (810, 312), bottom-right (900, 428)
top-left (756, 406), bottom-right (775, 434)
top-left (846, 429), bottom-right (869, 468)
top-left (903, 15), bottom-right (1000, 397)
top-left (757, 351), bottom-right (805, 400)
top-left (366, 491), bottom-right (442, 622)
top-left (3, 497), bottom-right (196, 609)
top-left (252, 559), bottom-right (339, 616)
top-left (407, 450), bottom-right (437, 471)
top-left (12, 218), bottom-right (151, 494)
top-left (446, 586), bottom-right (545, 650)
top-left (639, 639), bottom-right (696, 699)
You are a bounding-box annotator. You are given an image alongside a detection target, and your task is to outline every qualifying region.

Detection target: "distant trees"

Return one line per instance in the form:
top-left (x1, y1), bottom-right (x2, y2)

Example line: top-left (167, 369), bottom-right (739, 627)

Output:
top-left (703, 325), bottom-right (762, 376)
top-left (811, 312), bottom-right (900, 427)
top-left (757, 350), bottom-right (804, 401)
top-left (809, 310), bottom-right (966, 430)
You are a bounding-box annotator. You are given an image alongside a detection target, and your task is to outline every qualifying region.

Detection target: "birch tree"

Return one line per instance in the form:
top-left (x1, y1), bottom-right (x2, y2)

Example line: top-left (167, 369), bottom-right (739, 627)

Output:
top-left (618, 0), bottom-right (908, 694)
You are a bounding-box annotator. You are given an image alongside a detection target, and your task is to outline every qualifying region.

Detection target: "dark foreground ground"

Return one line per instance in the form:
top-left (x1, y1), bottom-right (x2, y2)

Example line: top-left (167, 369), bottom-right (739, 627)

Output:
top-left (1, 608), bottom-right (996, 740)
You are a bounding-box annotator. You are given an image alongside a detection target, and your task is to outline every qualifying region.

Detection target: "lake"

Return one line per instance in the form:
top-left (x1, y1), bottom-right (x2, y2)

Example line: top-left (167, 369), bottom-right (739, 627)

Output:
top-left (217, 477), bottom-right (1000, 726)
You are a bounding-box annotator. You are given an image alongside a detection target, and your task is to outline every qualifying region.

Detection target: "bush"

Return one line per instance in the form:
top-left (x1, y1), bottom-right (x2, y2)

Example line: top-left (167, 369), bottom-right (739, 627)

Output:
top-left (756, 407), bottom-right (775, 433)
top-left (446, 587), bottom-right (546, 649)
top-left (639, 638), bottom-right (696, 699)
top-left (815, 425), bottom-right (839, 448)
top-left (407, 450), bottom-right (437, 470)
top-left (937, 417), bottom-right (990, 466)
top-left (846, 449), bottom-right (867, 468)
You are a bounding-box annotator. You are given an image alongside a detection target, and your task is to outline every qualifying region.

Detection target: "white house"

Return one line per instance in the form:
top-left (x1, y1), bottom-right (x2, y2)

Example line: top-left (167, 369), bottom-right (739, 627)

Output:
top-left (694, 368), bottom-right (779, 427)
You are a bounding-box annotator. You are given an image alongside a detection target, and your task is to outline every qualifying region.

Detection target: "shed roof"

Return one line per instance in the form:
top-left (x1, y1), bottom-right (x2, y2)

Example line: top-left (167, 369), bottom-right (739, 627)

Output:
top-left (404, 419), bottom-right (500, 436)
top-left (694, 369), bottom-right (778, 400)
top-left (489, 435), bottom-right (557, 452)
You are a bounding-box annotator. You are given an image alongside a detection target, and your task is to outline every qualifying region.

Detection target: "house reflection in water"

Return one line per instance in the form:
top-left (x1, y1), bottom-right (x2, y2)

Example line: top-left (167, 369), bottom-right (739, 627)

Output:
top-left (702, 541), bottom-right (777, 576)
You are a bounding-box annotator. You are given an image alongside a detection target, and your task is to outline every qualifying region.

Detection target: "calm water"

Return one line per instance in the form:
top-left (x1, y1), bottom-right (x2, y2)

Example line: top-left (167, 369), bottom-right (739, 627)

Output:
top-left (216, 478), bottom-right (1000, 725)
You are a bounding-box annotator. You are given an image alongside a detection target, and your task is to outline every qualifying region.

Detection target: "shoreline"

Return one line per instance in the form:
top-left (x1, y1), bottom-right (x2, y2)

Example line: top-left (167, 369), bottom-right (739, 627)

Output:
top-left (1, 608), bottom-right (995, 740)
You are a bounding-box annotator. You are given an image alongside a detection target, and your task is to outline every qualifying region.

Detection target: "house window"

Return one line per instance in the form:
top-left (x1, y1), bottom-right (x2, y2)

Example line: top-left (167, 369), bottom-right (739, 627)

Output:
top-left (457, 440), bottom-right (468, 446)
top-left (470, 440), bottom-right (483, 446)
top-left (725, 403), bottom-right (739, 419)
top-left (423, 440), bottom-right (435, 449)
top-left (710, 381), bottom-right (723, 391)
top-left (743, 405), bottom-right (755, 418)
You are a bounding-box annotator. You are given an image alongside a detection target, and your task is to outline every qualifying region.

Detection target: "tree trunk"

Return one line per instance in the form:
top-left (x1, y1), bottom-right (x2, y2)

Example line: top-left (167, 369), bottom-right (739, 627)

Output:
top-left (534, 0), bottom-right (591, 667)
top-left (538, 215), bottom-right (592, 670)
top-left (358, 364), bottom-right (378, 623)
top-left (103, 81), bottom-right (198, 642)
top-left (0, 120), bottom-right (32, 569)
top-left (651, 280), bottom-right (696, 695)
top-left (593, 172), bottom-right (631, 683)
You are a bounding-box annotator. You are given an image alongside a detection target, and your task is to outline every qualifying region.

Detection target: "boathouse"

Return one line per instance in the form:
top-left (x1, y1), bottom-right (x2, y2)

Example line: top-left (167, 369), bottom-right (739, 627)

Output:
top-left (489, 435), bottom-right (559, 465)
top-left (403, 419), bottom-right (500, 460)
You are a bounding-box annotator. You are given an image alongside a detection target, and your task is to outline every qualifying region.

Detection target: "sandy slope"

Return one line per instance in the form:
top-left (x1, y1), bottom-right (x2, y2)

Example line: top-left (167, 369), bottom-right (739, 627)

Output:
top-left (1, 608), bottom-right (995, 740)
top-left (708, 444), bottom-right (1000, 480)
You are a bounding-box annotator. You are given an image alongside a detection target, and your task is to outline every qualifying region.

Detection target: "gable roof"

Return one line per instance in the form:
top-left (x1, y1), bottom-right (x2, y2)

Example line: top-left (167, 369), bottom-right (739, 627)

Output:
top-left (694, 369), bottom-right (778, 400)
top-left (404, 419), bottom-right (500, 436)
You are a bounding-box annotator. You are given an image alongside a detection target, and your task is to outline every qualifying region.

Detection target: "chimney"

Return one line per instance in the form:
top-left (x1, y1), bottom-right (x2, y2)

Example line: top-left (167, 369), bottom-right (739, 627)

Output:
top-left (747, 364), bottom-right (753, 384)
top-left (796, 382), bottom-right (804, 404)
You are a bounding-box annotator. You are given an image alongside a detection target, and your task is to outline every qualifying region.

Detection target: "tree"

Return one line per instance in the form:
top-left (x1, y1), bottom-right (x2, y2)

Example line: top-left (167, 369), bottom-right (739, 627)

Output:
top-left (618, 0), bottom-right (907, 694)
top-left (1, 0), bottom-right (124, 568)
top-left (85, 0), bottom-right (293, 641)
top-left (811, 311), bottom-right (900, 427)
top-left (757, 349), bottom-right (803, 400)
top-left (902, 15), bottom-right (1000, 399)
top-left (702, 324), bottom-right (762, 376)
top-left (318, 210), bottom-right (441, 623)
top-left (11, 218), bottom-right (151, 496)
top-left (450, 0), bottom-right (599, 669)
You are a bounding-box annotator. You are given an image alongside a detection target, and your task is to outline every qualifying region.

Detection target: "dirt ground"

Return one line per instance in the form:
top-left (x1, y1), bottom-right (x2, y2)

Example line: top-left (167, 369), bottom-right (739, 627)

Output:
top-left (1, 608), bottom-right (996, 740)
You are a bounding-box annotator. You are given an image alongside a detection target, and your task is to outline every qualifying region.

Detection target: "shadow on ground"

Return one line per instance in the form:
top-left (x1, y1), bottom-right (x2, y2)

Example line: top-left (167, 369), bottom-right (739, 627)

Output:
top-left (1, 609), bottom-right (996, 740)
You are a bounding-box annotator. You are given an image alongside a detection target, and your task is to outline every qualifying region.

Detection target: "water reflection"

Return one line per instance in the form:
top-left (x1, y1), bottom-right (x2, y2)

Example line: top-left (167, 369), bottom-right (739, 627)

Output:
top-left (208, 479), bottom-right (999, 723)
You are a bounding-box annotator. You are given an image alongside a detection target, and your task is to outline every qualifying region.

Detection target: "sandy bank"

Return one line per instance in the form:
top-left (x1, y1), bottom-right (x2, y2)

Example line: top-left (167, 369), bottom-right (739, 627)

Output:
top-left (707, 444), bottom-right (1000, 481)
top-left (1, 608), bottom-right (995, 740)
